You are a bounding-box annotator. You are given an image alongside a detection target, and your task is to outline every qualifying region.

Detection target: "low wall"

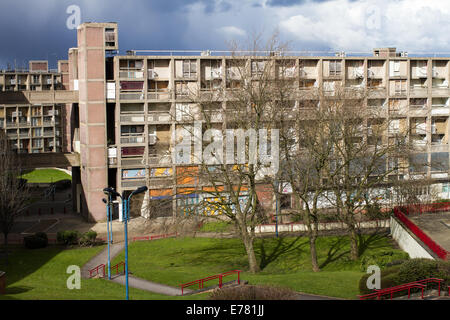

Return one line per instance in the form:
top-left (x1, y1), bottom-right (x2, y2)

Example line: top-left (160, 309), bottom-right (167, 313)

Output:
top-left (251, 219), bottom-right (390, 234)
top-left (390, 216), bottom-right (435, 260)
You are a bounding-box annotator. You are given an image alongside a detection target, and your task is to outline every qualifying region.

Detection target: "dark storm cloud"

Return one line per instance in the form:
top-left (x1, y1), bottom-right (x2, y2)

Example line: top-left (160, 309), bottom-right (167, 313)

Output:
top-left (0, 0), bottom-right (233, 69)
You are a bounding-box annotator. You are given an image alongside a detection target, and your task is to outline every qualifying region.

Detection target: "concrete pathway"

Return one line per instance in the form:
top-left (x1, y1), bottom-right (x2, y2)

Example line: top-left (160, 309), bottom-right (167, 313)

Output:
top-left (111, 274), bottom-right (187, 296)
top-left (81, 242), bottom-right (125, 279)
top-left (81, 240), bottom-right (189, 296)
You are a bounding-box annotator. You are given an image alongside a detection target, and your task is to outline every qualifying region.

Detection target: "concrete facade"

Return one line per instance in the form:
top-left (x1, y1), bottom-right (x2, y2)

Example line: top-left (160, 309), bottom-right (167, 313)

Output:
top-left (5, 22), bottom-right (450, 221)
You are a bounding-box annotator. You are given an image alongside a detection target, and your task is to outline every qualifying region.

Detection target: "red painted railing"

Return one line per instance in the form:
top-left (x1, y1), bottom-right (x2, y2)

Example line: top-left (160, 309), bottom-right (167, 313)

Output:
top-left (89, 264), bottom-right (106, 278)
top-left (393, 207), bottom-right (448, 260)
top-left (358, 278), bottom-right (444, 300)
top-left (180, 270), bottom-right (241, 295)
top-left (359, 283), bottom-right (425, 300)
top-left (131, 232), bottom-right (177, 242)
top-left (111, 261), bottom-right (125, 275)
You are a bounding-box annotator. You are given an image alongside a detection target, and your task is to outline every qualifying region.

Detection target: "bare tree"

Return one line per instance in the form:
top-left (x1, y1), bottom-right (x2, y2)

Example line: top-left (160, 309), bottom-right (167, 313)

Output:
top-left (171, 33), bottom-right (293, 273)
top-left (315, 85), bottom-right (412, 260)
top-left (277, 91), bottom-right (335, 272)
top-left (0, 130), bottom-right (30, 264)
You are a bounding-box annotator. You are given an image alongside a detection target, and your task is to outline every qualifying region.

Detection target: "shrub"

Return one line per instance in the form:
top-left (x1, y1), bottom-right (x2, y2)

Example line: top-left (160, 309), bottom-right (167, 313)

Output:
top-left (395, 258), bottom-right (450, 289)
top-left (318, 213), bottom-right (339, 222)
top-left (436, 261), bottom-right (450, 287)
top-left (359, 265), bottom-right (403, 295)
top-left (57, 230), bottom-right (80, 245)
top-left (24, 233), bottom-right (48, 249)
top-left (360, 250), bottom-right (410, 272)
top-left (210, 285), bottom-right (297, 300)
top-left (79, 230), bottom-right (98, 246)
top-left (396, 259), bottom-right (439, 284)
top-left (34, 232), bottom-right (48, 242)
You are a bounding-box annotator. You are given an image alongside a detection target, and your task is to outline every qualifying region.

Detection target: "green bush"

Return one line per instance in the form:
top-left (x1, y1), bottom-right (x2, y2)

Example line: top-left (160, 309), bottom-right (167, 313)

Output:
top-left (360, 250), bottom-right (410, 272)
top-left (34, 232), bottom-right (48, 242)
top-left (24, 233), bottom-right (48, 249)
top-left (79, 230), bottom-right (98, 246)
top-left (359, 265), bottom-right (403, 295)
top-left (397, 259), bottom-right (441, 285)
top-left (57, 230), bottom-right (80, 245)
top-left (360, 259), bottom-right (450, 296)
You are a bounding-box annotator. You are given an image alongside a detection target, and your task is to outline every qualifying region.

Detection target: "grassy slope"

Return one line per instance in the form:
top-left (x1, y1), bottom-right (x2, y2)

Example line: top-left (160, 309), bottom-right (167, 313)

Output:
top-left (21, 169), bottom-right (71, 183)
top-left (0, 245), bottom-right (205, 300)
top-left (112, 234), bottom-right (401, 299)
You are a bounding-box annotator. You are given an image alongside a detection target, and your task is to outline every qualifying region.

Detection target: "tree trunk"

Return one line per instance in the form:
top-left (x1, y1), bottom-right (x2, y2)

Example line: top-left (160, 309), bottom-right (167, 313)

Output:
top-left (243, 235), bottom-right (260, 273)
top-left (349, 226), bottom-right (359, 261)
top-left (3, 233), bottom-right (8, 265)
top-left (309, 234), bottom-right (320, 272)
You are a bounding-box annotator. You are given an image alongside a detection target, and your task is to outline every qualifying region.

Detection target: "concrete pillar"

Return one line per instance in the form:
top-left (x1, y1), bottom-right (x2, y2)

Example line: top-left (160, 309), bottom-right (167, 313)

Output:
top-left (76, 23), bottom-right (117, 222)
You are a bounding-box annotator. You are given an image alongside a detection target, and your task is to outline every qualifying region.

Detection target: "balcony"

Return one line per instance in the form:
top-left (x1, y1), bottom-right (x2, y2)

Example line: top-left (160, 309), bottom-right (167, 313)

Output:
top-left (120, 133), bottom-right (145, 144)
top-left (148, 154), bottom-right (172, 165)
top-left (119, 70), bottom-right (144, 79)
top-left (121, 157), bottom-right (145, 166)
top-left (367, 87), bottom-right (386, 98)
top-left (120, 114), bottom-right (145, 123)
top-left (121, 179), bottom-right (146, 188)
top-left (147, 112), bottom-right (171, 122)
top-left (409, 86), bottom-right (427, 97)
top-left (147, 89), bottom-right (170, 100)
top-left (432, 86), bottom-right (450, 96)
top-left (119, 91), bottom-right (144, 100)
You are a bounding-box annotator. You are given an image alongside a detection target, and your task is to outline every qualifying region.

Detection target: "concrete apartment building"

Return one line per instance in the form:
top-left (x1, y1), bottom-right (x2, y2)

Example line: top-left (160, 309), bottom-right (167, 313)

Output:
top-left (2, 22), bottom-right (450, 221)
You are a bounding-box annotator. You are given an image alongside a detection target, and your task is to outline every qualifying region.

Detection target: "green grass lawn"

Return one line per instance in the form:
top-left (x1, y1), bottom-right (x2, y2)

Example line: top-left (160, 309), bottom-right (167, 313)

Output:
top-left (0, 245), bottom-right (206, 300)
top-left (21, 169), bottom-right (71, 183)
top-left (111, 234), bottom-right (404, 299)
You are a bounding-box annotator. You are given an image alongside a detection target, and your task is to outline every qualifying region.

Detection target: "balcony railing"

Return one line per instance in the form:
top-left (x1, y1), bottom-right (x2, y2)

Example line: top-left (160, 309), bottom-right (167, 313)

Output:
top-left (121, 179), bottom-right (146, 188)
top-left (432, 86), bottom-right (450, 95)
top-left (120, 115), bottom-right (145, 123)
top-left (148, 112), bottom-right (171, 122)
top-left (119, 92), bottom-right (144, 100)
top-left (120, 133), bottom-right (145, 144)
top-left (409, 86), bottom-right (427, 96)
top-left (119, 70), bottom-right (144, 79)
top-left (148, 154), bottom-right (172, 165)
top-left (121, 157), bottom-right (145, 166)
top-left (147, 90), bottom-right (170, 100)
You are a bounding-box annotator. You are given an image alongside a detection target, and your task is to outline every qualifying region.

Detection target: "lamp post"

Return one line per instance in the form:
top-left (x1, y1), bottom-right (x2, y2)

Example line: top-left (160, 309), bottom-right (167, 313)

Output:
top-left (102, 197), bottom-right (112, 280)
top-left (103, 186), bottom-right (147, 300)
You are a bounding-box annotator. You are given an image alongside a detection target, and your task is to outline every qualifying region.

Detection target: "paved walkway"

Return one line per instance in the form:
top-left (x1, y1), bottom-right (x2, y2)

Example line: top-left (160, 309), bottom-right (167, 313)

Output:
top-left (111, 274), bottom-right (185, 296)
top-left (81, 240), bottom-right (189, 296)
top-left (81, 242), bottom-right (125, 279)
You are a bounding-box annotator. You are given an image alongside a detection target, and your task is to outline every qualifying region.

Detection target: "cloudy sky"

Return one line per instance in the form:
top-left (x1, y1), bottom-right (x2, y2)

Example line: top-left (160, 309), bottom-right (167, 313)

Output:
top-left (1, 0), bottom-right (450, 69)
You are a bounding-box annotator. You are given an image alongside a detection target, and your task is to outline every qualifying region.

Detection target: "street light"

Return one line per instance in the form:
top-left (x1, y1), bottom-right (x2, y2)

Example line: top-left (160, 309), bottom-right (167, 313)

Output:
top-left (103, 185), bottom-right (148, 300)
top-left (102, 198), bottom-right (111, 280)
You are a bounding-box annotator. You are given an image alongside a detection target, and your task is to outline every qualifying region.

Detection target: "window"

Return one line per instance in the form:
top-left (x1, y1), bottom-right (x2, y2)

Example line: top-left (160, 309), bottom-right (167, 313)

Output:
top-left (251, 61), bottom-right (266, 76)
top-left (280, 194), bottom-right (292, 209)
top-left (394, 80), bottom-right (407, 94)
top-left (183, 60), bottom-right (197, 78)
top-left (431, 152), bottom-right (449, 172)
top-left (177, 194), bottom-right (199, 216)
top-left (329, 60), bottom-right (342, 76)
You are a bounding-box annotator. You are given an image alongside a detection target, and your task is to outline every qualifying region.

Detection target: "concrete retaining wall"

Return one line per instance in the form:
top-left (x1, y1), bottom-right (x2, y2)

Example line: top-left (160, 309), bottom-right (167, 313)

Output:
top-left (251, 219), bottom-right (390, 233)
top-left (390, 216), bottom-right (435, 260)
